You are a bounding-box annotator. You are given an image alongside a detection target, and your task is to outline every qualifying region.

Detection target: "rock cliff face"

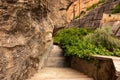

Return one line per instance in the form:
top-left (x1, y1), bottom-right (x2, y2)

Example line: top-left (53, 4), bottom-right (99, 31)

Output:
top-left (0, 1), bottom-right (49, 80)
top-left (70, 0), bottom-right (120, 28)
top-left (67, 0), bottom-right (99, 20)
top-left (0, 0), bottom-right (71, 80)
top-left (47, 0), bottom-right (73, 34)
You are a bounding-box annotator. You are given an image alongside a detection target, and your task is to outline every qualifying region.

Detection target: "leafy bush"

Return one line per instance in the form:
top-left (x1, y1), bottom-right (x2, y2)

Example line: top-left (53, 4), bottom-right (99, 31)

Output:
top-left (54, 27), bottom-right (120, 60)
top-left (54, 28), bottom-right (93, 44)
top-left (84, 27), bottom-right (120, 56)
top-left (54, 28), bottom-right (94, 59)
top-left (84, 27), bottom-right (120, 49)
top-left (112, 3), bottom-right (120, 14)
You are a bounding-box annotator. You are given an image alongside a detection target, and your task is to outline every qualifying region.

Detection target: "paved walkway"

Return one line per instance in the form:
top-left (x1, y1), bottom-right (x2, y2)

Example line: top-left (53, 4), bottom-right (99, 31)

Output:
top-left (27, 68), bottom-right (93, 80)
top-left (27, 45), bottom-right (93, 80)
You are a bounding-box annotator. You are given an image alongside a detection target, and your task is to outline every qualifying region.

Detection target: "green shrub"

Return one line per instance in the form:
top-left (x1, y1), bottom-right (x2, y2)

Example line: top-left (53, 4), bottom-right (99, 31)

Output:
top-left (54, 27), bottom-right (120, 60)
top-left (54, 28), bottom-right (94, 59)
top-left (86, 0), bottom-right (105, 11)
top-left (84, 27), bottom-right (120, 56)
top-left (86, 4), bottom-right (97, 11)
top-left (98, 0), bottom-right (105, 4)
top-left (54, 28), bottom-right (93, 44)
top-left (112, 4), bottom-right (120, 14)
top-left (84, 27), bottom-right (120, 50)
top-left (74, 11), bottom-right (86, 19)
top-left (80, 11), bottom-right (86, 16)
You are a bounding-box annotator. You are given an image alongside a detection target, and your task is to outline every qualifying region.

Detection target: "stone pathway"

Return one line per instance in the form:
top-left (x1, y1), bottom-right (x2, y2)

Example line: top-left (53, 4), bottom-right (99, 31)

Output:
top-left (27, 45), bottom-right (93, 80)
top-left (27, 68), bottom-right (93, 80)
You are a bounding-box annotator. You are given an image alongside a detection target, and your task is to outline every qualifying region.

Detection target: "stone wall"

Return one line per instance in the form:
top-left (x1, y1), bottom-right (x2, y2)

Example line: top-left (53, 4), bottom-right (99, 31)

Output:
top-left (70, 0), bottom-right (120, 28)
top-left (71, 56), bottom-right (120, 80)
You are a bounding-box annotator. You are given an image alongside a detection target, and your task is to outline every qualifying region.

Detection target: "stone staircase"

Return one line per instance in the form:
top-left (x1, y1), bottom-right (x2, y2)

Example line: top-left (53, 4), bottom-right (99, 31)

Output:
top-left (27, 67), bottom-right (93, 80)
top-left (27, 45), bottom-right (93, 80)
top-left (45, 45), bottom-right (70, 67)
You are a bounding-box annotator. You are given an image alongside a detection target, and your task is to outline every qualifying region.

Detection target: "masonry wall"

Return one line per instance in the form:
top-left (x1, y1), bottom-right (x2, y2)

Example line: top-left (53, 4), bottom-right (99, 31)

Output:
top-left (71, 57), bottom-right (117, 80)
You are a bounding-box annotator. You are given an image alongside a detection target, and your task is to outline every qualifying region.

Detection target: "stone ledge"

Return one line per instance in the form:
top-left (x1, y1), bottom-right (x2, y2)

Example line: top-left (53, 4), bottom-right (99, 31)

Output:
top-left (71, 55), bottom-right (120, 80)
top-left (93, 55), bottom-right (120, 78)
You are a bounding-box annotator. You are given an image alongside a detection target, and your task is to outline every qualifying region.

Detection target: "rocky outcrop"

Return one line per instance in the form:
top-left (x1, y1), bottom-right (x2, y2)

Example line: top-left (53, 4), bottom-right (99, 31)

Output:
top-left (48, 0), bottom-right (73, 34)
top-left (0, 0), bottom-right (71, 80)
top-left (67, 0), bottom-right (99, 20)
top-left (100, 13), bottom-right (120, 37)
top-left (0, 1), bottom-right (50, 80)
top-left (70, 0), bottom-right (120, 28)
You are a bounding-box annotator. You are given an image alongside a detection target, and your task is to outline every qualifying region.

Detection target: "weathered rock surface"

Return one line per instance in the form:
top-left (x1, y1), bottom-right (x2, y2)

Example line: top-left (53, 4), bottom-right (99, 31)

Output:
top-left (70, 0), bottom-right (120, 28)
top-left (101, 13), bottom-right (120, 37)
top-left (0, 0), bottom-right (72, 80)
top-left (0, 1), bottom-right (50, 80)
top-left (102, 21), bottom-right (120, 37)
top-left (67, 0), bottom-right (99, 20)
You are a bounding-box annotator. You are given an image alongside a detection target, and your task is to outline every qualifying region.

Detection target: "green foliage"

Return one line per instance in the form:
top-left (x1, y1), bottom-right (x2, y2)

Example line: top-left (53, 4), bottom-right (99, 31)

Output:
top-left (74, 0), bottom-right (105, 20)
top-left (74, 11), bottom-right (86, 19)
top-left (54, 27), bottom-right (120, 60)
top-left (86, 0), bottom-right (105, 11)
top-left (54, 28), bottom-right (93, 44)
top-left (98, 0), bottom-right (105, 4)
top-left (84, 27), bottom-right (120, 50)
top-left (54, 28), bottom-right (94, 59)
top-left (87, 4), bottom-right (97, 11)
top-left (84, 27), bottom-right (120, 56)
top-left (112, 4), bottom-right (120, 14)
top-left (80, 11), bottom-right (86, 16)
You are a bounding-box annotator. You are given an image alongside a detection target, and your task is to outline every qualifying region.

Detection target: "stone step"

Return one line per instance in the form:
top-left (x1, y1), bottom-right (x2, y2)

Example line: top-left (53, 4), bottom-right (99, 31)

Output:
top-left (27, 68), bottom-right (93, 80)
top-left (28, 78), bottom-right (93, 80)
top-left (41, 78), bottom-right (93, 80)
top-left (50, 45), bottom-right (63, 57)
top-left (33, 74), bottom-right (91, 79)
top-left (46, 57), bottom-right (69, 67)
top-left (49, 51), bottom-right (64, 57)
